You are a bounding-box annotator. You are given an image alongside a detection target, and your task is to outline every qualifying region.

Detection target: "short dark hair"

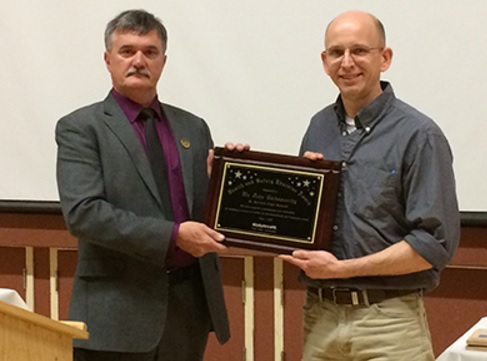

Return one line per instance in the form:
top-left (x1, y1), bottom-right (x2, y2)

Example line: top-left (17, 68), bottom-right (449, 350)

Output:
top-left (105, 9), bottom-right (168, 51)
top-left (373, 16), bottom-right (386, 46)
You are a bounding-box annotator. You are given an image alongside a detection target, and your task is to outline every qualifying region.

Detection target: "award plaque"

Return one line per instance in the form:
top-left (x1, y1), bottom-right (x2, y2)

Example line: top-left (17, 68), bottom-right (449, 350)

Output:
top-left (205, 147), bottom-right (342, 254)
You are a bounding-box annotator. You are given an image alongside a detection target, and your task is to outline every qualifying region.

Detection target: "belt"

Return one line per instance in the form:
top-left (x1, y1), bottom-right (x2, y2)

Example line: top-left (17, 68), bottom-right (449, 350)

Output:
top-left (308, 287), bottom-right (417, 306)
top-left (167, 263), bottom-right (200, 285)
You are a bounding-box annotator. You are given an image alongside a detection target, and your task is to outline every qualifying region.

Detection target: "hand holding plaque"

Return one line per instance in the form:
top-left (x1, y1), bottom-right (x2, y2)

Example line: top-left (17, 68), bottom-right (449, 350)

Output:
top-left (204, 147), bottom-right (342, 254)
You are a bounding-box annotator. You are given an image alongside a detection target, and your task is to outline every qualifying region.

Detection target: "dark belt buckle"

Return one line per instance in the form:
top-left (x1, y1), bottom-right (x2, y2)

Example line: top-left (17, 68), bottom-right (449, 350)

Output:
top-left (332, 287), bottom-right (369, 306)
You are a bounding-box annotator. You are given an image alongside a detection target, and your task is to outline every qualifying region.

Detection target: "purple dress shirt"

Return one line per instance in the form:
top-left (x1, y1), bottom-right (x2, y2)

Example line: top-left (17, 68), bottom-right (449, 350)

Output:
top-left (112, 89), bottom-right (195, 269)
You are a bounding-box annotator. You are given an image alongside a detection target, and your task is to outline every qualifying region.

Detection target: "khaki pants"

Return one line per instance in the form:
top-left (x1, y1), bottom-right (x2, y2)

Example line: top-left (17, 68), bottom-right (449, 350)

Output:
top-left (302, 291), bottom-right (435, 361)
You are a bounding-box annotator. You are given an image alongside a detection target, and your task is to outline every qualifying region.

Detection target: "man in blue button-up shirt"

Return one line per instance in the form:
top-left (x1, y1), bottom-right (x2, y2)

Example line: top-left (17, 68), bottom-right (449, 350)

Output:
top-left (281, 10), bottom-right (459, 361)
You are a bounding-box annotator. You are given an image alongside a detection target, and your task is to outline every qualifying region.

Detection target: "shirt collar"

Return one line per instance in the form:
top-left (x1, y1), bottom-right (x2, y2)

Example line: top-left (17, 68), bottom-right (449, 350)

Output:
top-left (333, 81), bottom-right (396, 130)
top-left (111, 89), bottom-right (163, 123)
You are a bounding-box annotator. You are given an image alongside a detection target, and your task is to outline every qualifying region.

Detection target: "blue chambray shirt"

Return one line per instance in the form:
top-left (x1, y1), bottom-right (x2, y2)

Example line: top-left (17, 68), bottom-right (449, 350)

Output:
top-left (299, 82), bottom-right (460, 292)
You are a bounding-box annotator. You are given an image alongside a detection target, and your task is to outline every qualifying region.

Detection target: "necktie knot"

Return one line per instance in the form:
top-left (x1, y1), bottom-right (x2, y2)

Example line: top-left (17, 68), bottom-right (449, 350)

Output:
top-left (141, 108), bottom-right (158, 145)
top-left (140, 108), bottom-right (155, 123)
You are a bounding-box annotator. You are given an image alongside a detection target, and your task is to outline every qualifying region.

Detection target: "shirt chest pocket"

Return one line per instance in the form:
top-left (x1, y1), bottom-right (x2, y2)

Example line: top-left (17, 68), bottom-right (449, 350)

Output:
top-left (347, 162), bottom-right (402, 219)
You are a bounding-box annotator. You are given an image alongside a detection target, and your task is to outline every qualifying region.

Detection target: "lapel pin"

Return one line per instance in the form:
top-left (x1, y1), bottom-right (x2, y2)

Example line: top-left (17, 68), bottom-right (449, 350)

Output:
top-left (180, 138), bottom-right (191, 149)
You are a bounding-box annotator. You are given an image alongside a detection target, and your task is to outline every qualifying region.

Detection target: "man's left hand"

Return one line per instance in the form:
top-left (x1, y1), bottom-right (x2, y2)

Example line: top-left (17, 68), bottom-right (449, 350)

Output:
top-left (279, 250), bottom-right (343, 279)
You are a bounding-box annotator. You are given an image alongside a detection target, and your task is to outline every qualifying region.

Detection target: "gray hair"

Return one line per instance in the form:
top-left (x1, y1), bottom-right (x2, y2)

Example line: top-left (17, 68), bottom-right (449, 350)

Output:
top-left (104, 9), bottom-right (168, 51)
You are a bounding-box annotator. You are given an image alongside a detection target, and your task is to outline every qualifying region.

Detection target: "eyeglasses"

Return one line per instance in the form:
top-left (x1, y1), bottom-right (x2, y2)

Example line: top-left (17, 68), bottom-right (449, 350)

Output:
top-left (323, 45), bottom-right (383, 63)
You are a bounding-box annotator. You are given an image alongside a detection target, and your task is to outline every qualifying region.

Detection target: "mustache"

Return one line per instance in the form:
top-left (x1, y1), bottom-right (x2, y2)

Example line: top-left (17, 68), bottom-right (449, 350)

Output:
top-left (125, 67), bottom-right (151, 78)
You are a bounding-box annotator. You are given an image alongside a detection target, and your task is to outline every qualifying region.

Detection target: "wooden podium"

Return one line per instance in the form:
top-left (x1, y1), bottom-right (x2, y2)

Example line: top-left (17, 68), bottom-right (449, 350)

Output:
top-left (0, 300), bottom-right (88, 361)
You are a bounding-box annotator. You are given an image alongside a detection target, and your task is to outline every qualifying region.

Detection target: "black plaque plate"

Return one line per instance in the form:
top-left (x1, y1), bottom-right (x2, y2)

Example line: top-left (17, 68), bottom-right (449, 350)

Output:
top-left (205, 147), bottom-right (342, 254)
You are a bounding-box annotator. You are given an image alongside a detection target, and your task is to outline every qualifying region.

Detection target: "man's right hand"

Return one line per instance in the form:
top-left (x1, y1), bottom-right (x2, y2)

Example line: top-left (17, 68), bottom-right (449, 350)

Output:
top-left (224, 142), bottom-right (251, 152)
top-left (303, 151), bottom-right (324, 161)
top-left (207, 142), bottom-right (251, 177)
top-left (177, 221), bottom-right (227, 257)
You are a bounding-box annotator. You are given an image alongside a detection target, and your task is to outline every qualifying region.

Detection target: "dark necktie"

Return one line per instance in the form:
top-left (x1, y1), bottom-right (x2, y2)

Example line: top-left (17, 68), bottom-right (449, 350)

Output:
top-left (140, 108), bottom-right (174, 220)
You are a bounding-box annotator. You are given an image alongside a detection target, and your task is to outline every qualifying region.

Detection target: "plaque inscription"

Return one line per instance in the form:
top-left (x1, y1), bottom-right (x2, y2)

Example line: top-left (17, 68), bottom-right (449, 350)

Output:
top-left (216, 163), bottom-right (323, 244)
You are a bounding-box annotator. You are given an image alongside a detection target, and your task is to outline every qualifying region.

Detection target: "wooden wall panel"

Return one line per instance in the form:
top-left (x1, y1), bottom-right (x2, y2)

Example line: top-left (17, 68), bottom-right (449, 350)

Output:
top-left (57, 250), bottom-right (77, 321)
top-left (253, 257), bottom-right (275, 361)
top-left (425, 267), bottom-right (487, 356)
top-left (0, 246), bottom-right (25, 299)
top-left (283, 262), bottom-right (305, 361)
top-left (0, 213), bottom-right (75, 248)
top-left (33, 248), bottom-right (50, 317)
top-left (204, 256), bottom-right (245, 361)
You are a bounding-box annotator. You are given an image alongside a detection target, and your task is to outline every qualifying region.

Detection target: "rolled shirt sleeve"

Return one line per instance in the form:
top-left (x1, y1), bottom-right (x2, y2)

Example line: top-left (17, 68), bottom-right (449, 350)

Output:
top-left (402, 131), bottom-right (460, 271)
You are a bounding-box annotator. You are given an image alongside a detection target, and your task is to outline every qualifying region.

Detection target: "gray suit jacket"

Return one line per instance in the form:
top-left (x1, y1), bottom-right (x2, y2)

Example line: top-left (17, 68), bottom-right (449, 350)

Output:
top-left (55, 92), bottom-right (229, 352)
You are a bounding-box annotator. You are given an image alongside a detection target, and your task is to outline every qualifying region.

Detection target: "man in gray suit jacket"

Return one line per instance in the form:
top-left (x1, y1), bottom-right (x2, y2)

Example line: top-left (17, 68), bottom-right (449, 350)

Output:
top-left (56, 9), bottom-right (232, 361)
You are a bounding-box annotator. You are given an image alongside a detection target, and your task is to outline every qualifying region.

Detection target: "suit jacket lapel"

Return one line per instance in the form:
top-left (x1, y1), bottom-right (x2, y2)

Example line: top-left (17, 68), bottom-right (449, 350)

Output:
top-left (101, 94), bottom-right (162, 206)
top-left (162, 104), bottom-right (195, 215)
